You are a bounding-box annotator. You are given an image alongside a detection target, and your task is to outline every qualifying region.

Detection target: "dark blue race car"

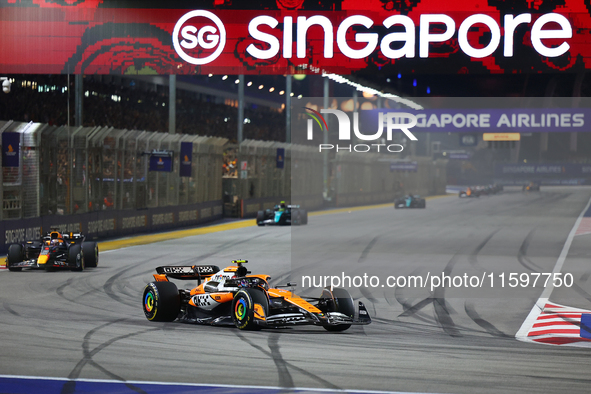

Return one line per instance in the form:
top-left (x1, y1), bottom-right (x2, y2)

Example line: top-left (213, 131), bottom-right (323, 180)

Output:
top-left (256, 202), bottom-right (308, 226)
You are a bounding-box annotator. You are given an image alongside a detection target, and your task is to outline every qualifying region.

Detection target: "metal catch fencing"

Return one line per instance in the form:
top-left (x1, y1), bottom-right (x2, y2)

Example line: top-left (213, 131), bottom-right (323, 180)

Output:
top-left (0, 120), bottom-right (226, 220)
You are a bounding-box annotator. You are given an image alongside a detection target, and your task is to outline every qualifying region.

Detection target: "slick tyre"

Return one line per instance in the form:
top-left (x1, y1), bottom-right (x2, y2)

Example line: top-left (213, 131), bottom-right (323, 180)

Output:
top-left (143, 281), bottom-right (180, 322)
top-left (292, 209), bottom-right (301, 225)
top-left (232, 288), bottom-right (268, 330)
top-left (321, 287), bottom-right (355, 332)
top-left (69, 244), bottom-right (84, 271)
top-left (256, 210), bottom-right (265, 226)
top-left (7, 244), bottom-right (23, 272)
top-left (300, 209), bottom-right (308, 225)
top-left (419, 200), bottom-right (426, 208)
top-left (82, 242), bottom-right (99, 268)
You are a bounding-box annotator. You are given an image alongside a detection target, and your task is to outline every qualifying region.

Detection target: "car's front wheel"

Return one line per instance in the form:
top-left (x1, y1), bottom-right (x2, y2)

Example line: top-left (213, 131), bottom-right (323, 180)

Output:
top-left (69, 245), bottom-right (84, 271)
top-left (7, 244), bottom-right (23, 272)
top-left (320, 287), bottom-right (355, 332)
top-left (232, 288), bottom-right (268, 330)
top-left (82, 241), bottom-right (99, 268)
top-left (256, 210), bottom-right (265, 226)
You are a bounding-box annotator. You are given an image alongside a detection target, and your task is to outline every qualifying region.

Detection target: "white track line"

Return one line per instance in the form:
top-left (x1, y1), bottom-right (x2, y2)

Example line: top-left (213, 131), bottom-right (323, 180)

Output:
top-left (0, 374), bottom-right (437, 394)
top-left (515, 195), bottom-right (591, 341)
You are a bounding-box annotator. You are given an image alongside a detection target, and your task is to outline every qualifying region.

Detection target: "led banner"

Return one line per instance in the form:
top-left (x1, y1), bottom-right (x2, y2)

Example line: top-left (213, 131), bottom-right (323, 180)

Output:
top-left (364, 108), bottom-right (591, 133)
top-left (1, 1), bottom-right (591, 74)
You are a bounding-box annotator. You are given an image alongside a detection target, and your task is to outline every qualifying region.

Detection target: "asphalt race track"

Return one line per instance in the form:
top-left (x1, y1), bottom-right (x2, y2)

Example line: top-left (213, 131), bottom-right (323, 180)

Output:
top-left (1, 187), bottom-right (591, 394)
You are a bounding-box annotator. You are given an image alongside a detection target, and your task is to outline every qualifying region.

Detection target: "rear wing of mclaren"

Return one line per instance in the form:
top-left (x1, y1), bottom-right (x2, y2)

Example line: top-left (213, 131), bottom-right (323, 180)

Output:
top-left (155, 265), bottom-right (220, 280)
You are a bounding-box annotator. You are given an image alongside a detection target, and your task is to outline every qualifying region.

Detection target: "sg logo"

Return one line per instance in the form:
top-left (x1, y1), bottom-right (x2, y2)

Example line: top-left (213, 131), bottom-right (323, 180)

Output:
top-left (172, 10), bottom-right (226, 65)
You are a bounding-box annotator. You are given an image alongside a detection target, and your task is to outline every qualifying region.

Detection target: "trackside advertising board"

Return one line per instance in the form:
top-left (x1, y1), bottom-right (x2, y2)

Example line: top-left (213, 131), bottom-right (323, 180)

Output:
top-left (1, 1), bottom-right (591, 74)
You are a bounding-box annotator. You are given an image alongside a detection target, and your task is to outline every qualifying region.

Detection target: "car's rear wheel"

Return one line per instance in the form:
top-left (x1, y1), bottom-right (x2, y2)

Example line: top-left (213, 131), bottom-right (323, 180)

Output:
top-left (419, 200), bottom-right (426, 208)
top-left (320, 287), bottom-right (354, 332)
top-left (232, 288), bottom-right (268, 330)
top-left (82, 242), bottom-right (99, 268)
top-left (142, 281), bottom-right (180, 322)
top-left (69, 245), bottom-right (84, 271)
top-left (300, 209), bottom-right (308, 225)
top-left (7, 244), bottom-right (23, 272)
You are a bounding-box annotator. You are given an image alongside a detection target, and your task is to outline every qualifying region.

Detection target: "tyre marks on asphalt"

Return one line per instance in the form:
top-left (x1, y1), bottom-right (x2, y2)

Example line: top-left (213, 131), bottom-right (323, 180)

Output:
top-left (431, 254), bottom-right (462, 338)
top-left (268, 334), bottom-right (295, 389)
top-left (62, 318), bottom-right (158, 394)
top-left (464, 301), bottom-right (509, 338)
top-left (517, 229), bottom-right (542, 272)
top-left (397, 230), bottom-right (504, 338)
top-left (357, 236), bottom-right (379, 265)
top-left (2, 303), bottom-right (20, 316)
top-left (234, 331), bottom-right (341, 391)
top-left (103, 260), bottom-right (164, 309)
top-left (468, 229), bottom-right (499, 269)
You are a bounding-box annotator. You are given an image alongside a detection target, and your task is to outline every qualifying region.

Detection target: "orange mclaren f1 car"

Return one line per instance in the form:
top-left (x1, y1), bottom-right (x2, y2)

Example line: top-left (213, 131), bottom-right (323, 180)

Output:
top-left (142, 260), bottom-right (371, 331)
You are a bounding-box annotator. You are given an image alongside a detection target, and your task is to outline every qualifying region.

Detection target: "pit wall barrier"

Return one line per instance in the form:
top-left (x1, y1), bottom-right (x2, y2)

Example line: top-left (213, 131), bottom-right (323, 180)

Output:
top-left (1, 200), bottom-right (222, 254)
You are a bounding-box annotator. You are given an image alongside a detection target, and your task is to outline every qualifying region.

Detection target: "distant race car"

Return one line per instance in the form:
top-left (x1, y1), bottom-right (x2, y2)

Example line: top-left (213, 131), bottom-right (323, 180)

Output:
top-left (142, 259), bottom-right (371, 331)
top-left (6, 230), bottom-right (99, 272)
top-left (256, 202), bottom-right (307, 226)
top-left (523, 182), bottom-right (540, 191)
top-left (394, 195), bottom-right (426, 209)
top-left (459, 187), bottom-right (480, 198)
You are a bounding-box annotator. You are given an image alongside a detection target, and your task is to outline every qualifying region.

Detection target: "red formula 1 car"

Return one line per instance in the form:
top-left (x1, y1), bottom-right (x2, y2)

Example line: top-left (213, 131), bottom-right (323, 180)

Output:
top-left (142, 260), bottom-right (371, 331)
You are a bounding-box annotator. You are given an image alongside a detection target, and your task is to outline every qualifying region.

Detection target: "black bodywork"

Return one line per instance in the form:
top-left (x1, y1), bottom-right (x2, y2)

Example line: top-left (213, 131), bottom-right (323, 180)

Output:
top-left (6, 231), bottom-right (98, 271)
top-left (394, 195), bottom-right (426, 209)
top-left (256, 204), bottom-right (308, 226)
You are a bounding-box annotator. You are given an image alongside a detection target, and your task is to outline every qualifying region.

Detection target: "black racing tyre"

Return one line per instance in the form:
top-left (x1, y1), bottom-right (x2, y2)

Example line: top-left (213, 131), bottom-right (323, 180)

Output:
top-left (256, 210), bottom-right (265, 226)
top-left (321, 287), bottom-right (355, 332)
top-left (292, 209), bottom-right (301, 225)
top-left (232, 288), bottom-right (268, 330)
top-left (419, 200), bottom-right (426, 208)
top-left (82, 241), bottom-right (99, 268)
top-left (142, 281), bottom-right (180, 322)
top-left (300, 209), bottom-right (308, 225)
top-left (69, 244), bottom-right (84, 271)
top-left (7, 244), bottom-right (23, 272)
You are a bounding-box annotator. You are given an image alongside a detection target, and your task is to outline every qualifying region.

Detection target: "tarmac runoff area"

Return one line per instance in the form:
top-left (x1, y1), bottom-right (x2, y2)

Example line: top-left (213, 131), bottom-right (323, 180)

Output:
top-left (1, 188), bottom-right (591, 394)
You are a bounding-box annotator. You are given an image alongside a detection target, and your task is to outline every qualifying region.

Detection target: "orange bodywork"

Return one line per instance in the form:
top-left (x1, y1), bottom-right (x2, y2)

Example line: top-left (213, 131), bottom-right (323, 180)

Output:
top-left (153, 274), bottom-right (169, 282)
top-left (254, 304), bottom-right (266, 320)
top-left (267, 288), bottom-right (322, 314)
top-left (190, 283), bottom-right (206, 295)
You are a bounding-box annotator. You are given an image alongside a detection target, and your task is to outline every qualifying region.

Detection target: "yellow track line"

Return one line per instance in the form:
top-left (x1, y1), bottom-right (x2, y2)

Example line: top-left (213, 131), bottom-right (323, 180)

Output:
top-left (99, 220), bottom-right (256, 251)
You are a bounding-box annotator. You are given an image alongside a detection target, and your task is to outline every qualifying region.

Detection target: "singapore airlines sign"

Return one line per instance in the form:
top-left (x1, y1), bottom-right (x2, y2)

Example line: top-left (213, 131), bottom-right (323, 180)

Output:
top-left (172, 10), bottom-right (572, 65)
